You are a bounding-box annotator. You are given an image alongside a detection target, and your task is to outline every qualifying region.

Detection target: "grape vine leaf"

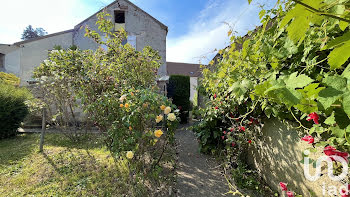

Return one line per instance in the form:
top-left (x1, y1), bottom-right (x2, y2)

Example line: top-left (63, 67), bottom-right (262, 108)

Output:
top-left (318, 87), bottom-right (344, 109)
top-left (323, 75), bottom-right (348, 91)
top-left (324, 113), bottom-right (336, 126)
top-left (285, 72), bottom-right (314, 89)
top-left (248, 0), bottom-right (252, 4)
top-left (323, 31), bottom-right (350, 50)
top-left (331, 126), bottom-right (345, 138)
top-left (328, 41), bottom-right (350, 69)
top-left (343, 92), bottom-right (350, 117)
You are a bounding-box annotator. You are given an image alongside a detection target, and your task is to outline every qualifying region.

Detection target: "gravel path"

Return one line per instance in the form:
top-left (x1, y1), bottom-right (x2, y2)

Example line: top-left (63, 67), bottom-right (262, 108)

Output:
top-left (174, 125), bottom-right (229, 197)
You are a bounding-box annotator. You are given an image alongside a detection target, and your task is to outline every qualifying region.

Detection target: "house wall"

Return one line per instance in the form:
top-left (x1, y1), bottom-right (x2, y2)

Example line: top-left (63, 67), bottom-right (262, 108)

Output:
top-left (0, 53), bottom-right (4, 71)
top-left (4, 49), bottom-right (21, 76)
top-left (73, 0), bottom-right (167, 76)
top-left (247, 119), bottom-right (343, 196)
top-left (190, 77), bottom-right (198, 105)
top-left (18, 31), bottom-right (73, 85)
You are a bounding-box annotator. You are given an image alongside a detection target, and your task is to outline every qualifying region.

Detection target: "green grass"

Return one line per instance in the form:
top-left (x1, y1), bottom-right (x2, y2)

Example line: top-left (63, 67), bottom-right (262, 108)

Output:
top-left (0, 133), bottom-right (175, 196)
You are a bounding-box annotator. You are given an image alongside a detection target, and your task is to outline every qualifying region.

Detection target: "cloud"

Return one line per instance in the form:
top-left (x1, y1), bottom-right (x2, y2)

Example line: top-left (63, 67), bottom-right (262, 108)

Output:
top-left (0, 0), bottom-right (112, 44)
top-left (167, 0), bottom-right (272, 64)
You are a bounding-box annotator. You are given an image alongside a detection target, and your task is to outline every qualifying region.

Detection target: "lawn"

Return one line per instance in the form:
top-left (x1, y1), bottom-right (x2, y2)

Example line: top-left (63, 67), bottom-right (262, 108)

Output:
top-left (0, 133), bottom-right (175, 197)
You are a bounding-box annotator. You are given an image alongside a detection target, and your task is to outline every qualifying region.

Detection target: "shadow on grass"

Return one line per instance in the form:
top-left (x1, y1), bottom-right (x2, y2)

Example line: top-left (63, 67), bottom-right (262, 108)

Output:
top-left (0, 134), bottom-right (38, 166)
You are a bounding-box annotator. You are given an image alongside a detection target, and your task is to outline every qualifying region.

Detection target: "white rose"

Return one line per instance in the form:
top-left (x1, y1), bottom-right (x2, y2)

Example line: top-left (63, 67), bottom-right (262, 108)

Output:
top-left (164, 106), bottom-right (171, 115)
top-left (167, 113), bottom-right (176, 121)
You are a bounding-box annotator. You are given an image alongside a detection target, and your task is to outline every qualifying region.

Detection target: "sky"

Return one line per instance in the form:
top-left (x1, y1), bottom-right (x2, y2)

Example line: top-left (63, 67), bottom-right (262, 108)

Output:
top-left (0, 0), bottom-right (275, 64)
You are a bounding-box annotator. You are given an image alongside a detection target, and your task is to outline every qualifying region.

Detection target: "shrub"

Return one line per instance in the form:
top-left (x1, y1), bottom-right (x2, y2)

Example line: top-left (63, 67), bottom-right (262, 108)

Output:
top-left (33, 12), bottom-right (179, 177)
top-left (0, 72), bottom-right (20, 86)
top-left (167, 75), bottom-right (190, 123)
top-left (0, 83), bottom-right (32, 139)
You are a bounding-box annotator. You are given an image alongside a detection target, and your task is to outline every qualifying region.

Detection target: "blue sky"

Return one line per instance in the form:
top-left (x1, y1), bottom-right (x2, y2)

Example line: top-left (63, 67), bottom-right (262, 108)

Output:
top-left (0, 0), bottom-right (274, 64)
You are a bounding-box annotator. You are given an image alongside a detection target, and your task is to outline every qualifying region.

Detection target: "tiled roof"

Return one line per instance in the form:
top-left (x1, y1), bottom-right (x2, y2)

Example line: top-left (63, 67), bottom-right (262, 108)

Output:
top-left (166, 62), bottom-right (202, 77)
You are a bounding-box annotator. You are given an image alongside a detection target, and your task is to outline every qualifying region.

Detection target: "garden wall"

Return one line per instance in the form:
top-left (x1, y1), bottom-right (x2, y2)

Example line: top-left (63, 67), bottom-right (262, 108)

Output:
top-left (247, 118), bottom-right (344, 196)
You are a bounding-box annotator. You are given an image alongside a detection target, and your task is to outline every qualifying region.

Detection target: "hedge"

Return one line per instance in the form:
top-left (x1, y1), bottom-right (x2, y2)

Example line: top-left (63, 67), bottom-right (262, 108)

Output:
top-left (0, 72), bottom-right (20, 86)
top-left (0, 82), bottom-right (32, 139)
top-left (167, 75), bottom-right (190, 123)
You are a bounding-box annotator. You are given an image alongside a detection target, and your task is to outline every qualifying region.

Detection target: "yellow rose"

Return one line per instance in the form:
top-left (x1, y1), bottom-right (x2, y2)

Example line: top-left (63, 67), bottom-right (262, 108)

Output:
top-left (125, 103), bottom-right (129, 108)
top-left (160, 105), bottom-right (166, 110)
top-left (120, 104), bottom-right (124, 108)
top-left (167, 113), bottom-right (176, 121)
top-left (130, 92), bottom-right (134, 96)
top-left (154, 129), bottom-right (163, 138)
top-left (156, 115), bottom-right (163, 123)
top-left (126, 151), bottom-right (134, 159)
top-left (164, 106), bottom-right (171, 115)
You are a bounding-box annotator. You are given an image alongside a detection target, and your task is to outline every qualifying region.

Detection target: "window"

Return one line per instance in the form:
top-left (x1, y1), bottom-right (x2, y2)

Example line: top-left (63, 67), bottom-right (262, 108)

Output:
top-left (0, 53), bottom-right (4, 69)
top-left (114, 11), bottom-right (125, 24)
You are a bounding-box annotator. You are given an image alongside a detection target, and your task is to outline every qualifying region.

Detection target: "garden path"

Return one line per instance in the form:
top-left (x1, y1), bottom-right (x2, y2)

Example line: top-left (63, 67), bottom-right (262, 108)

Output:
top-left (174, 124), bottom-right (248, 197)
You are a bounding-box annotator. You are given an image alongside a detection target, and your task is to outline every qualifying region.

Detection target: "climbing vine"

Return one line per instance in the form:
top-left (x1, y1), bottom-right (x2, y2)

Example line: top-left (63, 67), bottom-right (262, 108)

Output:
top-left (195, 0), bottom-right (350, 195)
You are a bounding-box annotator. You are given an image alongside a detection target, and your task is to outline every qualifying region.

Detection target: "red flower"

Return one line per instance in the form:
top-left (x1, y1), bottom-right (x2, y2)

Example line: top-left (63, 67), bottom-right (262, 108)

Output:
top-left (231, 142), bottom-right (236, 147)
top-left (230, 128), bottom-right (234, 132)
top-left (215, 106), bottom-right (219, 110)
top-left (178, 106), bottom-right (182, 110)
top-left (341, 184), bottom-right (350, 197)
top-left (324, 146), bottom-right (349, 162)
top-left (229, 113), bottom-right (234, 118)
top-left (249, 118), bottom-right (254, 125)
top-left (248, 140), bottom-right (252, 144)
top-left (223, 131), bottom-right (227, 135)
top-left (286, 191), bottom-right (294, 197)
top-left (213, 94), bottom-right (217, 99)
top-left (239, 126), bottom-right (246, 132)
top-left (221, 136), bottom-right (225, 140)
top-left (301, 136), bottom-right (314, 144)
top-left (279, 182), bottom-right (288, 191)
top-left (307, 112), bottom-right (319, 124)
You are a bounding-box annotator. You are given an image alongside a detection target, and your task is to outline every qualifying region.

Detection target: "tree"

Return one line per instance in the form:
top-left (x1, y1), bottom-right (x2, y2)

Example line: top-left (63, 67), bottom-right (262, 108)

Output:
top-left (21, 25), bottom-right (48, 40)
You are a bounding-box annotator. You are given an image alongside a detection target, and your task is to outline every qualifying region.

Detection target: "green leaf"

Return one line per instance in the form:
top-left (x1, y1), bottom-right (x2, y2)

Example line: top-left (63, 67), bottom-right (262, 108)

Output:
top-left (318, 87), bottom-right (344, 109)
top-left (331, 126), bottom-right (345, 138)
top-left (259, 10), bottom-right (266, 19)
top-left (328, 41), bottom-right (350, 69)
top-left (323, 31), bottom-right (350, 50)
top-left (324, 113), bottom-right (336, 126)
top-left (323, 75), bottom-right (348, 91)
top-left (342, 64), bottom-right (350, 79)
top-left (343, 92), bottom-right (350, 117)
top-left (285, 72), bottom-right (314, 89)
top-left (248, 0), bottom-right (252, 4)
top-left (334, 108), bottom-right (350, 129)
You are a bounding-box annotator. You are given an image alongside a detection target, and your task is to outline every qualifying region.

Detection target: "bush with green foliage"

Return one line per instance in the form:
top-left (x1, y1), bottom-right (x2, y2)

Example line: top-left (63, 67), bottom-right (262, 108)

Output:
top-left (0, 72), bottom-right (20, 86)
top-left (167, 75), bottom-right (190, 123)
top-left (194, 0), bottom-right (350, 195)
top-left (0, 82), bottom-right (32, 139)
top-left (33, 12), bottom-right (179, 180)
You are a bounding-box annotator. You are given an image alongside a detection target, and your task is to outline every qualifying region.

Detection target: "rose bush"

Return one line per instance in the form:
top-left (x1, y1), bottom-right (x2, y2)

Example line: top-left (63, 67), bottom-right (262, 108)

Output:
top-left (33, 11), bottom-right (179, 180)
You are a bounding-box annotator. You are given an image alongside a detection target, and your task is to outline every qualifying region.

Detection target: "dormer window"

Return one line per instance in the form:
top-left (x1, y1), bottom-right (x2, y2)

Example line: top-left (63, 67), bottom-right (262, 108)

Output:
top-left (114, 11), bottom-right (125, 24)
top-left (114, 10), bottom-right (126, 32)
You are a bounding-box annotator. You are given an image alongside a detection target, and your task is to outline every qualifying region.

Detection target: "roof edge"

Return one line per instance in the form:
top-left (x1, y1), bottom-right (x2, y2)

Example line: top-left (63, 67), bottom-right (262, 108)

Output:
top-left (14, 29), bottom-right (74, 46)
top-left (74, 0), bottom-right (168, 33)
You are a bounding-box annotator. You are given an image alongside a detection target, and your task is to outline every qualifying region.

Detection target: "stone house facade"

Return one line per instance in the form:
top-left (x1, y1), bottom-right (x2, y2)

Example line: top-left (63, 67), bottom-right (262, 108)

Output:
top-left (0, 0), bottom-right (168, 86)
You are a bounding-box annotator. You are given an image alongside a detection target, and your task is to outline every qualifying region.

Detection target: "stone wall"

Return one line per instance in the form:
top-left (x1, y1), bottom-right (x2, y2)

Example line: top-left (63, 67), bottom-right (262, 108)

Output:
top-left (73, 0), bottom-right (167, 76)
top-left (247, 118), bottom-right (344, 196)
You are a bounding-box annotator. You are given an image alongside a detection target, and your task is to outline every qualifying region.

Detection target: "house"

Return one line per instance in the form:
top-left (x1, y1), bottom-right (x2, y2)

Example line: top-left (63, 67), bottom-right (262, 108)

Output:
top-left (166, 62), bottom-right (202, 105)
top-left (0, 0), bottom-right (168, 86)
